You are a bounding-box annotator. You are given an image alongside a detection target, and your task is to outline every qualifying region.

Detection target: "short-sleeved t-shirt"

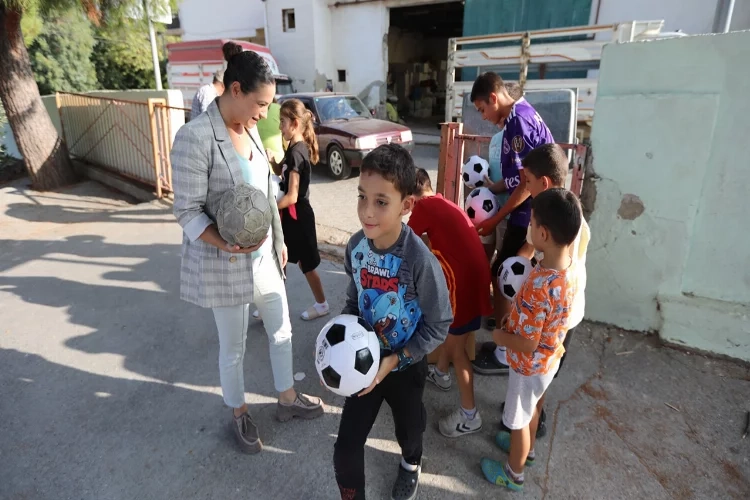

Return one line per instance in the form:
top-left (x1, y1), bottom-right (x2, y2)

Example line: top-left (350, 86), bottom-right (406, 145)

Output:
top-left (257, 103), bottom-right (284, 161)
top-left (191, 84), bottom-right (218, 118)
top-left (527, 218), bottom-right (590, 330)
top-left (280, 141), bottom-right (312, 204)
top-left (407, 194), bottom-right (493, 328)
top-left (500, 98), bottom-right (554, 227)
top-left (505, 264), bottom-right (574, 376)
top-left (488, 129), bottom-right (510, 212)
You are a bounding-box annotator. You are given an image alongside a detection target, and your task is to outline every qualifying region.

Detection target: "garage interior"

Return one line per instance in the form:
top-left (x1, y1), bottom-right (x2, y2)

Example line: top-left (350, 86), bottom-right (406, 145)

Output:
top-left (387, 1), bottom-right (464, 128)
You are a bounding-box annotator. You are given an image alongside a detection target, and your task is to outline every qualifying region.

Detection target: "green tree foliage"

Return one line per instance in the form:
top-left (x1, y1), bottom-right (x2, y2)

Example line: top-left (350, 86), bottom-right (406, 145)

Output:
top-left (91, 20), bottom-right (169, 91)
top-left (27, 7), bottom-right (98, 95)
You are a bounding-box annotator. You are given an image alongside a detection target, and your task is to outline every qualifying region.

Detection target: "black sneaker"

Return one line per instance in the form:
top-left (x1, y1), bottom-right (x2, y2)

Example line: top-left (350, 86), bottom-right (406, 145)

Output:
top-left (391, 463), bottom-right (420, 500)
top-left (471, 349), bottom-right (510, 376)
top-left (499, 402), bottom-right (547, 439)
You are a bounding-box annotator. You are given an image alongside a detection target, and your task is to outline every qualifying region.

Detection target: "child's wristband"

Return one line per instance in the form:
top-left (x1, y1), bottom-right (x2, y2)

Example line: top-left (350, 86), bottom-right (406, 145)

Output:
top-left (396, 349), bottom-right (413, 371)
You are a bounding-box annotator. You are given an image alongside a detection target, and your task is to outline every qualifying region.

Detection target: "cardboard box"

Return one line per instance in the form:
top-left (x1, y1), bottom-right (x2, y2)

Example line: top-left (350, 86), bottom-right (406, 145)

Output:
top-left (427, 331), bottom-right (476, 364)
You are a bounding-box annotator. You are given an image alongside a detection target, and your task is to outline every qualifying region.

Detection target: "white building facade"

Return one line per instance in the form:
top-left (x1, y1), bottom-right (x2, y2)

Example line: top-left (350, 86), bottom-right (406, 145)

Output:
top-left (177, 0), bottom-right (267, 42)
top-left (264, 0), bottom-right (417, 108)
top-left (264, 0), bottom-right (750, 109)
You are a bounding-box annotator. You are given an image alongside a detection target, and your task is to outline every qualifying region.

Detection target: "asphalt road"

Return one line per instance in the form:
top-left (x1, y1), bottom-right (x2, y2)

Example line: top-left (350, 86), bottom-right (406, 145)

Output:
top-left (309, 144), bottom-right (439, 242)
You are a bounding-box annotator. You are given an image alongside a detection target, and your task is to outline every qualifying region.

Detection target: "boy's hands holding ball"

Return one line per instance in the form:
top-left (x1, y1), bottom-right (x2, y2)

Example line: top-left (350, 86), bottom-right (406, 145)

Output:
top-left (357, 354), bottom-right (399, 397)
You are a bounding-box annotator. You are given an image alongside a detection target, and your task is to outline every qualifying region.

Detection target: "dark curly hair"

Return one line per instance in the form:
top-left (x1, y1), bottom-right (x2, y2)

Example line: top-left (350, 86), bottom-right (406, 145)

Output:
top-left (222, 41), bottom-right (275, 94)
top-left (361, 144), bottom-right (416, 199)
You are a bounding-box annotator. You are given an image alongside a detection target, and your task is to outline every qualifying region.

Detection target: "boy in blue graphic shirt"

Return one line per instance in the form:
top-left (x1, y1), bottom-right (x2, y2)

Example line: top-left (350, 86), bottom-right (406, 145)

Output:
top-left (333, 144), bottom-right (453, 500)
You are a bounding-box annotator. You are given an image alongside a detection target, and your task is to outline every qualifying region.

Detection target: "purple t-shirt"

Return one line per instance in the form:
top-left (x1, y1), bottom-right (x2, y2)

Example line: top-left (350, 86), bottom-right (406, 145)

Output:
top-left (500, 98), bottom-right (554, 227)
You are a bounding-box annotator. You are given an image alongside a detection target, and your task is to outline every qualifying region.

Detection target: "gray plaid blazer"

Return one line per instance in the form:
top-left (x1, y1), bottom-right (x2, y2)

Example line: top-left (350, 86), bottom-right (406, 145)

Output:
top-left (171, 99), bottom-right (285, 308)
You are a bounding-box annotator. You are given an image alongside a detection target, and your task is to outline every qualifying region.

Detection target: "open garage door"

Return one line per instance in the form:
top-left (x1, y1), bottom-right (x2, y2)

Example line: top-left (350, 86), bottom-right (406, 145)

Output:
top-left (387, 1), bottom-right (464, 130)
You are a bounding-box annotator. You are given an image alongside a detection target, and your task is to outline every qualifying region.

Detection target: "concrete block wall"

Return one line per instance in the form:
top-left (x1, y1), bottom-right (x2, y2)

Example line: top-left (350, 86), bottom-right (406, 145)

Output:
top-left (586, 30), bottom-right (750, 361)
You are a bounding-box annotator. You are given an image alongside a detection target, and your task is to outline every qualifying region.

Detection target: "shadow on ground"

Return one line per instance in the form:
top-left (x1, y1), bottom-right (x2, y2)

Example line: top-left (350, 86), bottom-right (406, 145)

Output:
top-left (1, 180), bottom-right (749, 499)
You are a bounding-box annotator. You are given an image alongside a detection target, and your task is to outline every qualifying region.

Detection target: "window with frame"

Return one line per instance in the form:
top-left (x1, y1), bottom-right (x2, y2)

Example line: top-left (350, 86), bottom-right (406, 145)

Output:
top-left (283, 9), bottom-right (296, 32)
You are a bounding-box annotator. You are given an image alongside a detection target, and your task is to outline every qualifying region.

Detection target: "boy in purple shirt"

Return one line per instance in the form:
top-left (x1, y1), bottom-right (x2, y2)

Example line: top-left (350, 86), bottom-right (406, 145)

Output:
top-left (469, 72), bottom-right (554, 377)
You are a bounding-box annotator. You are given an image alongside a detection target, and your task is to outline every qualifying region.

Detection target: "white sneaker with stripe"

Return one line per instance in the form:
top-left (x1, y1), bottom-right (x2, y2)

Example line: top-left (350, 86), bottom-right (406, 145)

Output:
top-left (438, 407), bottom-right (483, 438)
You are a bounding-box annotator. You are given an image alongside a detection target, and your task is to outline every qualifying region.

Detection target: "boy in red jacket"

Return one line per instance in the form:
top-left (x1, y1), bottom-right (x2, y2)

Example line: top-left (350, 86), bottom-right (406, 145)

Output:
top-left (408, 168), bottom-right (493, 437)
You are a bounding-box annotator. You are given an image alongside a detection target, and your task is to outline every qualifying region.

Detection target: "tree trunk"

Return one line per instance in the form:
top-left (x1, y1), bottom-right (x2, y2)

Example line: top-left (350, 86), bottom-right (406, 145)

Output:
top-left (0, 5), bottom-right (78, 190)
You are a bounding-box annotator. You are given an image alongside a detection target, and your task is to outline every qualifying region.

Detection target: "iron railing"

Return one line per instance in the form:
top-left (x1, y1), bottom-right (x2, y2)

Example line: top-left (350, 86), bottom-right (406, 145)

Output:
top-left (56, 92), bottom-right (189, 198)
top-left (437, 122), bottom-right (587, 205)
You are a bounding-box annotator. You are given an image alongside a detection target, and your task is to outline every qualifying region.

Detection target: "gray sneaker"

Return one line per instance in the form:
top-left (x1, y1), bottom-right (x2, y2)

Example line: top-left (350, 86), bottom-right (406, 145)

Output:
top-left (276, 393), bottom-right (325, 422)
top-left (231, 411), bottom-right (262, 454)
top-left (426, 365), bottom-right (451, 391)
top-left (438, 407), bottom-right (483, 438)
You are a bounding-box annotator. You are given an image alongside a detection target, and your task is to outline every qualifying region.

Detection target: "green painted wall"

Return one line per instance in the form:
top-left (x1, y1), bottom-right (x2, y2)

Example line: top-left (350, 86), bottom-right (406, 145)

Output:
top-left (587, 31), bottom-right (750, 361)
top-left (461, 0), bottom-right (593, 81)
top-left (463, 0), bottom-right (593, 36)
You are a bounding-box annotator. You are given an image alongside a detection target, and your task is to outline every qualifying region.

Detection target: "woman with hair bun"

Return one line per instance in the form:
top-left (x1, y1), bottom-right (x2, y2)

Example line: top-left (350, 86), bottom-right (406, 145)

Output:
top-left (171, 41), bottom-right (324, 455)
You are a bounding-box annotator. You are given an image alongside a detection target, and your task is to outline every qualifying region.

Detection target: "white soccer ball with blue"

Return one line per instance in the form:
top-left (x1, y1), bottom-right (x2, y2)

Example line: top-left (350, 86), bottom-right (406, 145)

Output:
top-left (216, 183), bottom-right (272, 248)
top-left (461, 155), bottom-right (490, 189)
top-left (315, 314), bottom-right (381, 397)
top-left (271, 174), bottom-right (285, 203)
top-left (498, 256), bottom-right (533, 300)
top-left (465, 187), bottom-right (499, 226)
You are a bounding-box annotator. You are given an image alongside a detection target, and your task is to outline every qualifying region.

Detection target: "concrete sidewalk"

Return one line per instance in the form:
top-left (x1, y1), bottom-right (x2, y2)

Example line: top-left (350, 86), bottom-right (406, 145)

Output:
top-left (1, 179), bottom-right (749, 500)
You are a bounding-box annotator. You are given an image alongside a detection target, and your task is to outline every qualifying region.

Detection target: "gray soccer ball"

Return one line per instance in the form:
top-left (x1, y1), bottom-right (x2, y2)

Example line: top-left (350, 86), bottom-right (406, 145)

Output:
top-left (216, 183), bottom-right (272, 248)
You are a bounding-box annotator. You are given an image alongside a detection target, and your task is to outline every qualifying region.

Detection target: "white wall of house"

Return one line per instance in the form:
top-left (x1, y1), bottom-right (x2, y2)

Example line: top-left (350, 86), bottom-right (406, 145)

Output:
top-left (265, 0), bottom-right (318, 91)
top-left (312, 0), bottom-right (335, 92)
top-left (590, 0), bottom-right (750, 34)
top-left (178, 0), bottom-right (266, 41)
top-left (330, 3), bottom-right (389, 106)
top-left (266, 0), bottom-right (452, 105)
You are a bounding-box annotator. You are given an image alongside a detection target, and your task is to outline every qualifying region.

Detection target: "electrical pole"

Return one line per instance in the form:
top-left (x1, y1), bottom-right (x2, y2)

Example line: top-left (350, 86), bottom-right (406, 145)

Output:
top-left (713, 0), bottom-right (736, 33)
top-left (145, 0), bottom-right (163, 90)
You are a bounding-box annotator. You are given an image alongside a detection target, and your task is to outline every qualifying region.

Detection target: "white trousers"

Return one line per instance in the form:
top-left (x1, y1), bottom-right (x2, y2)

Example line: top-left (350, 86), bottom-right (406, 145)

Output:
top-left (212, 254), bottom-right (293, 408)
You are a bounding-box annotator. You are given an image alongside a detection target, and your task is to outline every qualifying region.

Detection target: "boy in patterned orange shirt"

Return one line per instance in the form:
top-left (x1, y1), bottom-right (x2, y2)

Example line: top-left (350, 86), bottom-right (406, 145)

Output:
top-left (480, 188), bottom-right (582, 491)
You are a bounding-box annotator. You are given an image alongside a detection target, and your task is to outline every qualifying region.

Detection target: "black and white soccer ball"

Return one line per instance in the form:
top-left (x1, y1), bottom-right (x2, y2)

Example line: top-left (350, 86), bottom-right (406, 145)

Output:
top-left (315, 314), bottom-right (381, 397)
top-left (498, 256), bottom-right (532, 300)
top-left (461, 155), bottom-right (490, 189)
top-left (464, 187), bottom-right (499, 225)
top-left (271, 174), bottom-right (285, 203)
top-left (216, 183), bottom-right (272, 248)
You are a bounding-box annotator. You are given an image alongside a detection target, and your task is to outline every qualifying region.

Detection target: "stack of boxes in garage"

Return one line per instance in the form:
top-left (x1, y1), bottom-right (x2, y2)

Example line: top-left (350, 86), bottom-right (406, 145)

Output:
top-left (388, 61), bottom-right (447, 120)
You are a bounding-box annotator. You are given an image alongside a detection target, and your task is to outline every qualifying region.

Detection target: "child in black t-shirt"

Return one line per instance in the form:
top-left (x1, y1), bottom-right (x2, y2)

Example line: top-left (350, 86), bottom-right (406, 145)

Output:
top-left (267, 98), bottom-right (329, 321)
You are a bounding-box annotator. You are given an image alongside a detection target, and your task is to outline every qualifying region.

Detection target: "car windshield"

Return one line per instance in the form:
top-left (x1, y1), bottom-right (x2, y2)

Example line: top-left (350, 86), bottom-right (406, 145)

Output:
top-left (314, 96), bottom-right (370, 122)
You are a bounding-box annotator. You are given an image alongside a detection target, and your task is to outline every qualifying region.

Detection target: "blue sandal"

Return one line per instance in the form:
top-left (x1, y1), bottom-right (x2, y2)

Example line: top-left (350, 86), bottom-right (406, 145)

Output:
top-left (480, 458), bottom-right (524, 491)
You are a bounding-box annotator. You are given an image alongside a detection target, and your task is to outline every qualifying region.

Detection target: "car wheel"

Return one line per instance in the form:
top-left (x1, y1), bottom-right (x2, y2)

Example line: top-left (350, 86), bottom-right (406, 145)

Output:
top-left (327, 145), bottom-right (351, 180)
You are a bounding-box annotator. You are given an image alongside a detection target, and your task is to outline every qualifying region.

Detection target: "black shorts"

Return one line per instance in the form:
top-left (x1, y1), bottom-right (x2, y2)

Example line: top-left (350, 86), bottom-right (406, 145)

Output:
top-left (282, 204), bottom-right (321, 274)
top-left (491, 223), bottom-right (529, 277)
top-left (449, 315), bottom-right (482, 336)
top-left (555, 325), bottom-right (576, 378)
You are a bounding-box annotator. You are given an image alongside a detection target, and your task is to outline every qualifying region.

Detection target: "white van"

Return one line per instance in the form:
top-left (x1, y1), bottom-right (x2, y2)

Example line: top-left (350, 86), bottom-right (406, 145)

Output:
top-left (167, 38), bottom-right (294, 109)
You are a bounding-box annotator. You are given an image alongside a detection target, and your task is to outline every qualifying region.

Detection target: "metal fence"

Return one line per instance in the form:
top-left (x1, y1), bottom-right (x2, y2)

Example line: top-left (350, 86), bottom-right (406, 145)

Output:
top-left (436, 122), bottom-right (587, 205)
top-left (56, 92), bottom-right (189, 198)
